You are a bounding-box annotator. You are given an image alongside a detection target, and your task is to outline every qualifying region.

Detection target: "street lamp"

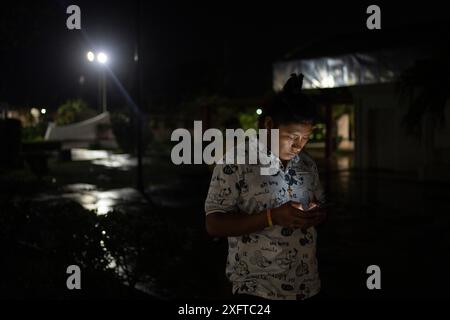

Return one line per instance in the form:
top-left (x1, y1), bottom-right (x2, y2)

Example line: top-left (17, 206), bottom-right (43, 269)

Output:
top-left (86, 51), bottom-right (95, 62)
top-left (97, 52), bottom-right (108, 64)
top-left (86, 51), bottom-right (108, 113)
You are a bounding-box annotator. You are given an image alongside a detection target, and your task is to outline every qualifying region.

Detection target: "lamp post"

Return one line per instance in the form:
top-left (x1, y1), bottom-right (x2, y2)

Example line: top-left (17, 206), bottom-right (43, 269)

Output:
top-left (86, 51), bottom-right (108, 113)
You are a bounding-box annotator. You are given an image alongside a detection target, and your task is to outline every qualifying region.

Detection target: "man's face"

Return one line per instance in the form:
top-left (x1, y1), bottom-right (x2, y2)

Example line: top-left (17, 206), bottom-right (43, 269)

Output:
top-left (277, 123), bottom-right (313, 161)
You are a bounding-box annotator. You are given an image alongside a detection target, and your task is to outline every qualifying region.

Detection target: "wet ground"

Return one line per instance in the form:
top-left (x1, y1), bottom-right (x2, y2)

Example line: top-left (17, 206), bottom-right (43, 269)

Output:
top-left (1, 148), bottom-right (450, 300)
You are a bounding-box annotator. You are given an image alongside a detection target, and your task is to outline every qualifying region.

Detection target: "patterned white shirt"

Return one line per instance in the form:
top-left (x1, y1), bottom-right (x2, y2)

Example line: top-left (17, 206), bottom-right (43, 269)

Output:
top-left (205, 145), bottom-right (325, 300)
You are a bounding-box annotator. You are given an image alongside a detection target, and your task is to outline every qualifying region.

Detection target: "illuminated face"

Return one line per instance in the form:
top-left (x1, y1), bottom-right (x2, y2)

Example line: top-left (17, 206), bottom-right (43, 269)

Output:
top-left (277, 123), bottom-right (313, 161)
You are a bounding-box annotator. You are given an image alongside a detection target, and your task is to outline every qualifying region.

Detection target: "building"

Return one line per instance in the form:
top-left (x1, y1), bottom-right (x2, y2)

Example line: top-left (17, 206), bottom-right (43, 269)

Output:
top-left (273, 24), bottom-right (450, 182)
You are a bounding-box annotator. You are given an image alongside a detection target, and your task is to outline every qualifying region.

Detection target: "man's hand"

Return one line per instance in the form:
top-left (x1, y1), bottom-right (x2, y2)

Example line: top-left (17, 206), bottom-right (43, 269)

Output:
top-left (302, 202), bottom-right (327, 227)
top-left (271, 201), bottom-right (326, 229)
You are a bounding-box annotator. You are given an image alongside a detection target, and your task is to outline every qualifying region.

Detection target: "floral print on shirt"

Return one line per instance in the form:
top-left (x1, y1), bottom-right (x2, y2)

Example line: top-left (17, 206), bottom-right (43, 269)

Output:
top-left (205, 148), bottom-right (325, 300)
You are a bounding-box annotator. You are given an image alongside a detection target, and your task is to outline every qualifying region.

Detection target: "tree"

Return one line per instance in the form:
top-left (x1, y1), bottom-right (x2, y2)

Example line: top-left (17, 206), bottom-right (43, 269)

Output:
top-left (55, 99), bottom-right (97, 126)
top-left (397, 54), bottom-right (450, 136)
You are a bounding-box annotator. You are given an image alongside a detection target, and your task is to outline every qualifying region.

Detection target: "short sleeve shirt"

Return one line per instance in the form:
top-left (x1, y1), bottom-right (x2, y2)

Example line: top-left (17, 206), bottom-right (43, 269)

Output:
top-left (205, 147), bottom-right (325, 300)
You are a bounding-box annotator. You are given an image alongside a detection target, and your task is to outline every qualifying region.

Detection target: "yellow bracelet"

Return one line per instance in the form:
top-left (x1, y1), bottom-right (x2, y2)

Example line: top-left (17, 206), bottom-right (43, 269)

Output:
top-left (266, 208), bottom-right (273, 227)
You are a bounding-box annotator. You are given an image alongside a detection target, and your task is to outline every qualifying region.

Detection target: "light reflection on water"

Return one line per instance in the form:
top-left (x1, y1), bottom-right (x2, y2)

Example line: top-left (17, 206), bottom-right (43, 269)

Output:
top-left (33, 184), bottom-right (153, 293)
top-left (35, 185), bottom-right (146, 216)
top-left (71, 148), bottom-right (151, 171)
top-left (71, 149), bottom-right (110, 161)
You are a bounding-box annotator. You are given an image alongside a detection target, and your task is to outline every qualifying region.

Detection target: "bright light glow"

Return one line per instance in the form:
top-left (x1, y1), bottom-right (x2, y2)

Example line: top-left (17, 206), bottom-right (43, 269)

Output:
top-left (41, 108), bottom-right (46, 114)
top-left (322, 75), bottom-right (335, 88)
top-left (96, 198), bottom-right (114, 215)
top-left (71, 149), bottom-right (110, 161)
top-left (30, 108), bottom-right (40, 118)
top-left (87, 51), bottom-right (95, 62)
top-left (256, 108), bottom-right (262, 115)
top-left (97, 52), bottom-right (108, 64)
top-left (312, 79), bottom-right (321, 88)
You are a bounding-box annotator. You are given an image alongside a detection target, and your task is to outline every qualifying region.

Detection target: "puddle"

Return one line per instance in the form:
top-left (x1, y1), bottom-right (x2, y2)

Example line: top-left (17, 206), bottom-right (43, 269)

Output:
top-left (71, 148), bottom-right (151, 171)
top-left (35, 185), bottom-right (147, 215)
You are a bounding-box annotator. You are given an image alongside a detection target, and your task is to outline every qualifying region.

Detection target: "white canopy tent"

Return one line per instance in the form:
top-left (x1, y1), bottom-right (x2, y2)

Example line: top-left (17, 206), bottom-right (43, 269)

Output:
top-left (273, 48), bottom-right (430, 90)
top-left (45, 112), bottom-right (118, 149)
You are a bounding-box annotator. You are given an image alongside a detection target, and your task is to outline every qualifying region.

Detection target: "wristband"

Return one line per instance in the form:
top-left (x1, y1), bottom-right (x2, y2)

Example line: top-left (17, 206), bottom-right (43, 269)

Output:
top-left (266, 208), bottom-right (273, 227)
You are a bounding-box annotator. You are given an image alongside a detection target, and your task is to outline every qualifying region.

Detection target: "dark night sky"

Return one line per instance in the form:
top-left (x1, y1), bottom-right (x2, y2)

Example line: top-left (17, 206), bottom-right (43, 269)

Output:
top-left (1, 1), bottom-right (449, 111)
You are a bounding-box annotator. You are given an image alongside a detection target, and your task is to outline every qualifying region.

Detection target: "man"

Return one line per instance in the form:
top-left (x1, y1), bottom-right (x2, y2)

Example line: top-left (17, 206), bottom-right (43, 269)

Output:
top-left (204, 74), bottom-right (327, 300)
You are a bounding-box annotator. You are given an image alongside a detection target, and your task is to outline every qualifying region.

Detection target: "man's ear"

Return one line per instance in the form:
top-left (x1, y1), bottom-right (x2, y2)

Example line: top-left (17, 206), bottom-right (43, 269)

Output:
top-left (264, 116), bottom-right (274, 130)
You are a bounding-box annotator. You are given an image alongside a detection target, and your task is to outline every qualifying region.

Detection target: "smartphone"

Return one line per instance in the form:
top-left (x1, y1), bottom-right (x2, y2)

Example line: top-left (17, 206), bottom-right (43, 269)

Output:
top-left (291, 201), bottom-right (330, 212)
